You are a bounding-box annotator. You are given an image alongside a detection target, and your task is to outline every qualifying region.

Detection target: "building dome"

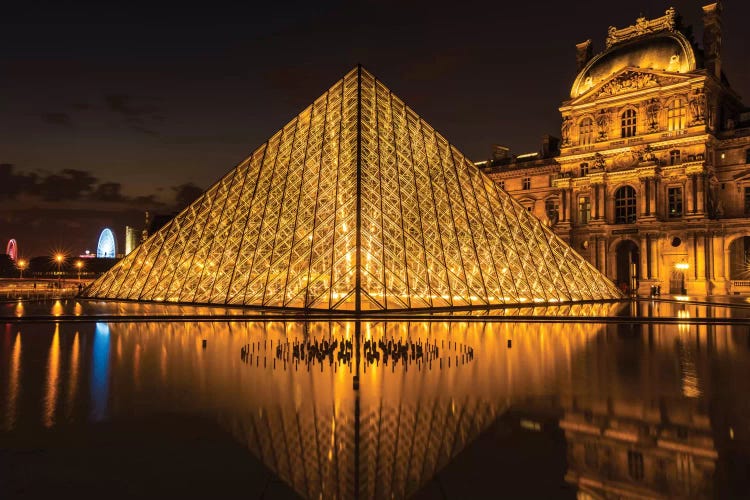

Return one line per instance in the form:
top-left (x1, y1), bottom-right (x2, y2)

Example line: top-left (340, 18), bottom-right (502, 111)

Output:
top-left (571, 32), bottom-right (697, 98)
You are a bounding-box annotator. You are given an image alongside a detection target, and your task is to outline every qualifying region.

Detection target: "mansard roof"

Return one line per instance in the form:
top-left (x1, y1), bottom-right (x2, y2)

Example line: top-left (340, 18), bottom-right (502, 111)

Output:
top-left (571, 8), bottom-right (699, 99)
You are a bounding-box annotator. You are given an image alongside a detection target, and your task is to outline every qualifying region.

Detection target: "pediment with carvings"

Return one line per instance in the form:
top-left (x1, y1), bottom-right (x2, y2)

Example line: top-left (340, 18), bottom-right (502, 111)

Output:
top-left (570, 68), bottom-right (691, 105)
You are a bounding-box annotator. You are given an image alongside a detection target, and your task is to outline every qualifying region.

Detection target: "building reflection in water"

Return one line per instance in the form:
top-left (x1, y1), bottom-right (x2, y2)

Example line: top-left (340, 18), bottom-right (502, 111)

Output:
top-left (0, 314), bottom-right (748, 498)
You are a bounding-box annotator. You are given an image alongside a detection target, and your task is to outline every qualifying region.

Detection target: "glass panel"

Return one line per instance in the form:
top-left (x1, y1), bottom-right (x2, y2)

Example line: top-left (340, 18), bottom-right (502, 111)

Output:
top-left (83, 67), bottom-right (621, 309)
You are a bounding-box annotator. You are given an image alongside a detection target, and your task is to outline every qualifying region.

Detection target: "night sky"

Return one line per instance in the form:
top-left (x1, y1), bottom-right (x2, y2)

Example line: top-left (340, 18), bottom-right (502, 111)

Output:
top-left (2, 0), bottom-right (749, 257)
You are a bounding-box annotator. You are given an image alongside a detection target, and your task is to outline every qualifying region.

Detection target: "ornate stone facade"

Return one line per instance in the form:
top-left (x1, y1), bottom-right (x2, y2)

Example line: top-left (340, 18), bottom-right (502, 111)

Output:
top-left (481, 3), bottom-right (750, 296)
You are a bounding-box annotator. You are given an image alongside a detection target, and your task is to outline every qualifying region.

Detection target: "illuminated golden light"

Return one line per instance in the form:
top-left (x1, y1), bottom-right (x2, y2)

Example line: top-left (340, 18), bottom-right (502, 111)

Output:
top-left (674, 295), bottom-right (690, 301)
top-left (5, 333), bottom-right (22, 429)
top-left (82, 67), bottom-right (620, 310)
top-left (67, 333), bottom-right (80, 418)
top-left (44, 325), bottom-right (60, 427)
top-left (674, 262), bottom-right (689, 271)
top-left (51, 300), bottom-right (64, 316)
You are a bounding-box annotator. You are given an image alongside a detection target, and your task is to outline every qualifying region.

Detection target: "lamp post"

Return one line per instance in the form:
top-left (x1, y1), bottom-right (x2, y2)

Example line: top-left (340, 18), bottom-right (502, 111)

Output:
top-left (17, 259), bottom-right (27, 279)
top-left (55, 254), bottom-right (64, 288)
top-left (75, 260), bottom-right (83, 281)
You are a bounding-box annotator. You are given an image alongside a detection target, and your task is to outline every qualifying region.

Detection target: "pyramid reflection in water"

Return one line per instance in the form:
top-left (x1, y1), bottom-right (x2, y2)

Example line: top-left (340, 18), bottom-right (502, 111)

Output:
top-left (83, 67), bottom-right (620, 310)
top-left (96, 318), bottom-right (606, 499)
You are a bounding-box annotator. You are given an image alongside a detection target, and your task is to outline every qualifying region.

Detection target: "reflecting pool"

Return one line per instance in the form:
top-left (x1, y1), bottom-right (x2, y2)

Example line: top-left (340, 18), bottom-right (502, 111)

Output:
top-left (2, 302), bottom-right (750, 498)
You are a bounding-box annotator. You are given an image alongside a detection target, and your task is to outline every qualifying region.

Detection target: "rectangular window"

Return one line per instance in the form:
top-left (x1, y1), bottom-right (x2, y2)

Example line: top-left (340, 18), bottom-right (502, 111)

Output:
top-left (745, 187), bottom-right (750, 215)
top-left (670, 150), bottom-right (681, 166)
top-left (621, 109), bottom-right (637, 138)
top-left (579, 118), bottom-right (594, 145)
top-left (522, 177), bottom-right (531, 190)
top-left (628, 450), bottom-right (644, 481)
top-left (545, 198), bottom-right (559, 222)
top-left (578, 196), bottom-right (591, 225)
top-left (746, 149), bottom-right (750, 164)
top-left (580, 162), bottom-right (589, 177)
top-left (668, 187), bottom-right (683, 218)
top-left (615, 186), bottom-right (637, 224)
top-left (668, 99), bottom-right (686, 131)
top-left (498, 180), bottom-right (505, 190)
top-left (526, 206), bottom-right (533, 213)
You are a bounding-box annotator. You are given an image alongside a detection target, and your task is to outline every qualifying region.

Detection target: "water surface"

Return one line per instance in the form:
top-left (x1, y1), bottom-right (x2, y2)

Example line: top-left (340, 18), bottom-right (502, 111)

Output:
top-left (1, 301), bottom-right (749, 498)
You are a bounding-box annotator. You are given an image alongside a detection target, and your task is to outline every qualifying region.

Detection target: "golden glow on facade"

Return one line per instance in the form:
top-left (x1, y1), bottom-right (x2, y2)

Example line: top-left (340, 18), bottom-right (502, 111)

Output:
top-left (483, 3), bottom-right (750, 297)
top-left (83, 67), bottom-right (620, 310)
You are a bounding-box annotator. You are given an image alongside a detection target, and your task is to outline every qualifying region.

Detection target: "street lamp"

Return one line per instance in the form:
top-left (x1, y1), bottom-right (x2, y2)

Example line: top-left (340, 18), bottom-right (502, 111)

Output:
top-left (17, 259), bottom-right (27, 279)
top-left (55, 254), bottom-right (64, 288)
top-left (75, 260), bottom-right (83, 281)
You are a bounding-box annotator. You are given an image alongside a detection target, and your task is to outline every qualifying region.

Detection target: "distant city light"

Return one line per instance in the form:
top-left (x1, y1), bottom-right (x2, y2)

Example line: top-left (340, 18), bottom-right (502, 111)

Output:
top-left (97, 228), bottom-right (116, 258)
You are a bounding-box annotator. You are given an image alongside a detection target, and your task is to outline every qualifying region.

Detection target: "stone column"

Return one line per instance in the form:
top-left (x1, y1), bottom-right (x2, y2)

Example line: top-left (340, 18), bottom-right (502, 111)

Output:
top-left (687, 232), bottom-right (697, 279)
top-left (650, 234), bottom-right (660, 280)
top-left (639, 236), bottom-right (648, 280)
top-left (561, 189), bottom-right (567, 222)
top-left (686, 176), bottom-right (695, 214)
top-left (640, 178), bottom-right (648, 216)
top-left (696, 174), bottom-right (706, 214)
top-left (696, 233), bottom-right (707, 280)
top-left (714, 234), bottom-right (725, 280)
top-left (645, 235), bottom-right (652, 279)
top-left (598, 238), bottom-right (607, 275)
top-left (593, 184), bottom-right (600, 219)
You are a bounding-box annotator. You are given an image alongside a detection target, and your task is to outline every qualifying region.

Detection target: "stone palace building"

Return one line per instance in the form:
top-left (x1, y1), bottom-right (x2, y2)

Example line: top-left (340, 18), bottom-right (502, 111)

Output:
top-left (480, 2), bottom-right (750, 296)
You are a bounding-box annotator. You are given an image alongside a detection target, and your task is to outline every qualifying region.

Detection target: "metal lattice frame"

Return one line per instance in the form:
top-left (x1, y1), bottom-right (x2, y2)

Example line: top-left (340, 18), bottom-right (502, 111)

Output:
top-left (83, 66), bottom-right (621, 310)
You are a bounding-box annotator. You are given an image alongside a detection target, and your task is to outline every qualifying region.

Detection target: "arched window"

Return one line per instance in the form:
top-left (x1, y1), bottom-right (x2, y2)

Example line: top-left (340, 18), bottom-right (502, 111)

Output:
top-left (614, 186), bottom-right (637, 224)
top-left (667, 98), bottom-right (686, 131)
top-left (579, 117), bottom-right (594, 145)
top-left (621, 109), bottom-right (637, 138)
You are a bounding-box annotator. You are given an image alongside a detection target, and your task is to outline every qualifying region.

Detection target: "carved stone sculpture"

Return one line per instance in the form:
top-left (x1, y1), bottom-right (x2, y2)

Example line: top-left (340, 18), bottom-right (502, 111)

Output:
top-left (597, 71), bottom-right (658, 97)
top-left (561, 116), bottom-right (572, 146)
top-left (646, 100), bottom-right (661, 131)
top-left (596, 111), bottom-right (610, 141)
top-left (690, 91), bottom-right (707, 125)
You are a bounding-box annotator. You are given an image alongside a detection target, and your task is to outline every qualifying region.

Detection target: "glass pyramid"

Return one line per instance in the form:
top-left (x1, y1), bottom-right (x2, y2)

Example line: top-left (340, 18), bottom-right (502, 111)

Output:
top-left (83, 66), bottom-right (621, 310)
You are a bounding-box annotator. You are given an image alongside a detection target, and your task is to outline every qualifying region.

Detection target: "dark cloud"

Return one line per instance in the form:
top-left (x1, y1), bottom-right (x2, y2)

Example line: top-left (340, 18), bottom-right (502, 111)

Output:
top-left (91, 181), bottom-right (126, 202)
top-left (0, 164), bottom-right (179, 209)
top-left (36, 168), bottom-right (98, 201)
top-left (133, 194), bottom-right (161, 206)
top-left (104, 94), bottom-right (160, 118)
top-left (40, 112), bottom-right (72, 125)
top-left (103, 94), bottom-right (164, 135)
top-left (173, 182), bottom-right (204, 209)
top-left (0, 164), bottom-right (38, 200)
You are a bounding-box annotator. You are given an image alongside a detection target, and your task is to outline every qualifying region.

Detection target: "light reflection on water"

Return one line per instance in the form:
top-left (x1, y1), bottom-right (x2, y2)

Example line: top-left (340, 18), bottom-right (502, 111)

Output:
top-left (1, 319), bottom-right (749, 498)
